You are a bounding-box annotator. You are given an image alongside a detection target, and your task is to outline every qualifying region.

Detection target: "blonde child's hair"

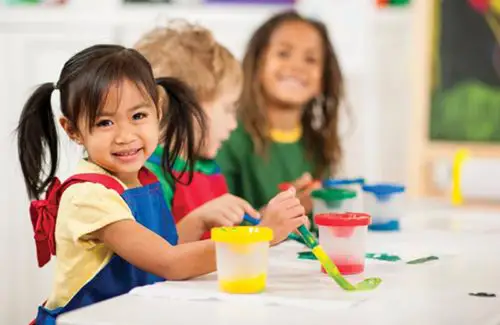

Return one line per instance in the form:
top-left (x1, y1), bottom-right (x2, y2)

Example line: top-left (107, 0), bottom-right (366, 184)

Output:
top-left (135, 20), bottom-right (243, 102)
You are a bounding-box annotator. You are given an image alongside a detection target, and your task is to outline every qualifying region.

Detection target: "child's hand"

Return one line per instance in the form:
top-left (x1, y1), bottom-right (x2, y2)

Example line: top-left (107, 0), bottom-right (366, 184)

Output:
top-left (259, 188), bottom-right (308, 245)
top-left (190, 194), bottom-right (260, 230)
top-left (289, 173), bottom-right (321, 214)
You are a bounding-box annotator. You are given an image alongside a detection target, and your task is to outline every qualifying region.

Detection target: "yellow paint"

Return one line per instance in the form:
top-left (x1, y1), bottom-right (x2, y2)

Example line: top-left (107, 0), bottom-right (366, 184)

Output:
top-left (219, 273), bottom-right (267, 294)
top-left (451, 149), bottom-right (470, 206)
top-left (211, 226), bottom-right (273, 244)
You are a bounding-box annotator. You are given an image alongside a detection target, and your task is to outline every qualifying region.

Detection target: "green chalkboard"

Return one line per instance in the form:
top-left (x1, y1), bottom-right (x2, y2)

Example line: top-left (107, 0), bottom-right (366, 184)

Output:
top-left (430, 0), bottom-right (500, 143)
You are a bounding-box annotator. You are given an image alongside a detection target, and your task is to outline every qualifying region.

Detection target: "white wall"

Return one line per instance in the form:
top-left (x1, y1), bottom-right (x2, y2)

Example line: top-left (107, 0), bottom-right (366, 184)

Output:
top-left (0, 2), bottom-right (414, 324)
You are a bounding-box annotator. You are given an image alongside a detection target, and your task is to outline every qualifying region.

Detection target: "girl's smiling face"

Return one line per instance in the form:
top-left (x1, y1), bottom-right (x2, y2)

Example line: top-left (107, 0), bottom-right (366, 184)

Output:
top-left (62, 79), bottom-right (160, 185)
top-left (259, 20), bottom-right (324, 108)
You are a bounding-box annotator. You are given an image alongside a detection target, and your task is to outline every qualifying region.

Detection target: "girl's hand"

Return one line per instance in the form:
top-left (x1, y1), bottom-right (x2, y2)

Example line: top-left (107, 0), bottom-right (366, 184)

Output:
top-left (289, 173), bottom-right (321, 214)
top-left (259, 188), bottom-right (308, 245)
top-left (189, 193), bottom-right (260, 230)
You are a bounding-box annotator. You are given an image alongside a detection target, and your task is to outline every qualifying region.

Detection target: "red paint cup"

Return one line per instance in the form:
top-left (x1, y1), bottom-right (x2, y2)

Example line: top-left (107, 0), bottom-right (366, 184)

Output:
top-left (314, 213), bottom-right (371, 275)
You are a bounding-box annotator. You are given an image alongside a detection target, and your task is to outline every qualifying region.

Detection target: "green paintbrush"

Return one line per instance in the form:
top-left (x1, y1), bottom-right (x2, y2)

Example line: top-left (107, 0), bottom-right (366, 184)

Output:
top-left (296, 224), bottom-right (381, 291)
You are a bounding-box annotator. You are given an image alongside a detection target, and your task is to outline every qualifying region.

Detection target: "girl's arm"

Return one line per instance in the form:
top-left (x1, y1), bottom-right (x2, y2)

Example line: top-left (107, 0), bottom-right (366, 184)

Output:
top-left (94, 219), bottom-right (215, 280)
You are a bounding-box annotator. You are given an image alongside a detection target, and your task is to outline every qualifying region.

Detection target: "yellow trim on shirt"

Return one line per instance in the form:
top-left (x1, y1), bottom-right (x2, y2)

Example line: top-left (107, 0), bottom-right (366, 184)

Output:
top-left (268, 126), bottom-right (302, 143)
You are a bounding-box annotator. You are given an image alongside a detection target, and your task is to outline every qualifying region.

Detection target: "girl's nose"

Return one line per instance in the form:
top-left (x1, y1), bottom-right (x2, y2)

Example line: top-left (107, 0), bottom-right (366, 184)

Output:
top-left (115, 124), bottom-right (136, 144)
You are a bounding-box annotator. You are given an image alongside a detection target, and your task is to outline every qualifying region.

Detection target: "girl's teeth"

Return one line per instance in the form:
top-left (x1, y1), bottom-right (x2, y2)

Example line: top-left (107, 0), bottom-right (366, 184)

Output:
top-left (281, 78), bottom-right (303, 87)
top-left (116, 149), bottom-right (138, 156)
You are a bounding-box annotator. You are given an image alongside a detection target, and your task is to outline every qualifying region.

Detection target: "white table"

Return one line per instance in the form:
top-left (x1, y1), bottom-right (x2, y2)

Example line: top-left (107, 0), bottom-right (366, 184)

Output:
top-left (58, 208), bottom-right (500, 325)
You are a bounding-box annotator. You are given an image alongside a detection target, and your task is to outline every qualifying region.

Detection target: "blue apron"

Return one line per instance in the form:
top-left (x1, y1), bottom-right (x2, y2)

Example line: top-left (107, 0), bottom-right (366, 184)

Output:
top-left (34, 178), bottom-right (178, 325)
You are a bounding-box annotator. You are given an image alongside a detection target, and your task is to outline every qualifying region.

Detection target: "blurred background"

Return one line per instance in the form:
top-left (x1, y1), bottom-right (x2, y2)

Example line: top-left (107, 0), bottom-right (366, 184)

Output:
top-left (1, 0), bottom-right (498, 324)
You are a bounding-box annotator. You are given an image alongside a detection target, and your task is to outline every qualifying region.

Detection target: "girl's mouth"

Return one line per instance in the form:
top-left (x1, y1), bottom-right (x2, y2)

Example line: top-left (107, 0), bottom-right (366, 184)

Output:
top-left (112, 148), bottom-right (142, 162)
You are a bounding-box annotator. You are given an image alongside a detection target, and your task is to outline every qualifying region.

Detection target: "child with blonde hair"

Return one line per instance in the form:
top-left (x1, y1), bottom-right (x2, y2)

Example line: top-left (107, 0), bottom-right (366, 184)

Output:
top-left (135, 22), bottom-right (307, 241)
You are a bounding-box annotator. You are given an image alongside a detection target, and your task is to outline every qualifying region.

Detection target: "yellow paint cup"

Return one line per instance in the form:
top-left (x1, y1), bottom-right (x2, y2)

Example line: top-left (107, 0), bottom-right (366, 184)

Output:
top-left (211, 226), bottom-right (273, 294)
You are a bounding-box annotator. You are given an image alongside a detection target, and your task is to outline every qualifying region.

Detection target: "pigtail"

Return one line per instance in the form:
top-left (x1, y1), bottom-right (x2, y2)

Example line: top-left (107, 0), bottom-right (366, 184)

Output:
top-left (17, 83), bottom-right (59, 200)
top-left (156, 77), bottom-right (207, 184)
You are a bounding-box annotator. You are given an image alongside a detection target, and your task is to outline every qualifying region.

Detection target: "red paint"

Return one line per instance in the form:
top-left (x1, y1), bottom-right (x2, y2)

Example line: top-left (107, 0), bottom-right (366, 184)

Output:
top-left (321, 264), bottom-right (365, 275)
top-left (321, 263), bottom-right (364, 275)
top-left (320, 256), bottom-right (365, 275)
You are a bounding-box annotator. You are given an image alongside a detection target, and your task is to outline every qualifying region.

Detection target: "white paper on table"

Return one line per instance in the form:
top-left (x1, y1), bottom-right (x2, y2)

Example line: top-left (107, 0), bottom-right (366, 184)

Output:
top-left (130, 259), bottom-right (372, 311)
top-left (403, 208), bottom-right (500, 235)
top-left (367, 230), bottom-right (462, 262)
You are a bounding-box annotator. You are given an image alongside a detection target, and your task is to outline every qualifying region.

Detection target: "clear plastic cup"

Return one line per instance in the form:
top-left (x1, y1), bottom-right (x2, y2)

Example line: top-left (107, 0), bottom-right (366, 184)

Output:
top-left (211, 226), bottom-right (273, 294)
top-left (315, 213), bottom-right (371, 275)
top-left (322, 178), bottom-right (365, 212)
top-left (362, 184), bottom-right (405, 231)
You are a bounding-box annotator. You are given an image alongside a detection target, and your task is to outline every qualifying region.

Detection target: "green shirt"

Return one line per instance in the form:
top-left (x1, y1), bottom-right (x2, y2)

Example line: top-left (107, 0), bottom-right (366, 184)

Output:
top-left (216, 124), bottom-right (317, 210)
top-left (145, 146), bottom-right (221, 209)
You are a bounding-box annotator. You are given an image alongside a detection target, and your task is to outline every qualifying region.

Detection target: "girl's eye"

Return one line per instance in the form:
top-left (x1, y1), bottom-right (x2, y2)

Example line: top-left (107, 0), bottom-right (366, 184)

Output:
top-left (277, 50), bottom-right (290, 58)
top-left (305, 56), bottom-right (318, 64)
top-left (96, 119), bottom-right (113, 128)
top-left (132, 112), bottom-right (148, 120)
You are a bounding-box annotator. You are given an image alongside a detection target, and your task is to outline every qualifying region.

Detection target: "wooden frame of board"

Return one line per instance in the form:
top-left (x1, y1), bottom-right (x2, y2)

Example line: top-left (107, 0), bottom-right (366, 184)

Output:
top-left (408, 0), bottom-right (500, 206)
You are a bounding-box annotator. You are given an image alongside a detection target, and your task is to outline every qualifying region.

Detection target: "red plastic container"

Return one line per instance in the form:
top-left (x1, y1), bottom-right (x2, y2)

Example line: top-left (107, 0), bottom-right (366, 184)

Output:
top-left (314, 213), bottom-right (371, 275)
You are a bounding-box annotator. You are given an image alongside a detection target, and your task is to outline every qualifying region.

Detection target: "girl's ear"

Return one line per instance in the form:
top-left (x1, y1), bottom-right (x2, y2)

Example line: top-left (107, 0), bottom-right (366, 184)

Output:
top-left (59, 117), bottom-right (83, 145)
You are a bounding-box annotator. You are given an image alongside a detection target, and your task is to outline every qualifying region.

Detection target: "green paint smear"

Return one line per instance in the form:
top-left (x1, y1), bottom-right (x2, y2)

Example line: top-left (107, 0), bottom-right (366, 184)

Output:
top-left (406, 256), bottom-right (439, 264)
top-left (298, 251), bottom-right (439, 264)
top-left (365, 253), bottom-right (402, 262)
top-left (298, 251), bottom-right (402, 262)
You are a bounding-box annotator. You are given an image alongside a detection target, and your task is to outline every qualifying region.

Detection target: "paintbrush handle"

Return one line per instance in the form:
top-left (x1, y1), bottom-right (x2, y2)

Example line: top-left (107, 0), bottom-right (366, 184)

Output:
top-left (296, 224), bottom-right (319, 249)
top-left (243, 213), bottom-right (261, 225)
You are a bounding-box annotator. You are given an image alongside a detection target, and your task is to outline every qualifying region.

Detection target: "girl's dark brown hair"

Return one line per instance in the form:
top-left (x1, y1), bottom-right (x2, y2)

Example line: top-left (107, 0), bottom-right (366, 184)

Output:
top-left (17, 44), bottom-right (206, 199)
top-left (240, 10), bottom-right (344, 177)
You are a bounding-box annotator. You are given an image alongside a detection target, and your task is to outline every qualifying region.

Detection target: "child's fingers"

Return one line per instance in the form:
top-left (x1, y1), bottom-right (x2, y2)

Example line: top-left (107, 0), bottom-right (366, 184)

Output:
top-left (287, 215), bottom-right (309, 230)
top-left (228, 205), bottom-right (245, 223)
top-left (222, 210), bottom-right (243, 226)
top-left (274, 197), bottom-right (302, 210)
top-left (301, 181), bottom-right (321, 195)
top-left (218, 213), bottom-right (237, 227)
top-left (233, 196), bottom-right (260, 220)
top-left (242, 204), bottom-right (261, 220)
top-left (269, 187), bottom-right (296, 205)
top-left (310, 180), bottom-right (322, 190)
top-left (291, 173), bottom-right (313, 190)
top-left (286, 205), bottom-right (306, 219)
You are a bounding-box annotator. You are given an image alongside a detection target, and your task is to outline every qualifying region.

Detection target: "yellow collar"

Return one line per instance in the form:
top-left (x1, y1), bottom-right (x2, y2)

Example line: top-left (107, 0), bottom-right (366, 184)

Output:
top-left (269, 127), bottom-right (302, 143)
